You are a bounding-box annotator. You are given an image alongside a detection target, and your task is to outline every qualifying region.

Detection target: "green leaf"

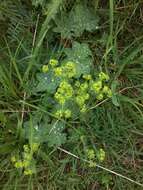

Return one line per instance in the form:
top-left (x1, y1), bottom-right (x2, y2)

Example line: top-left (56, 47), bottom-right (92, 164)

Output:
top-left (24, 120), bottom-right (66, 147)
top-left (111, 81), bottom-right (120, 107)
top-left (48, 121), bottom-right (66, 147)
top-left (54, 3), bottom-right (99, 38)
top-left (35, 72), bottom-right (60, 93)
top-left (64, 42), bottom-right (93, 77)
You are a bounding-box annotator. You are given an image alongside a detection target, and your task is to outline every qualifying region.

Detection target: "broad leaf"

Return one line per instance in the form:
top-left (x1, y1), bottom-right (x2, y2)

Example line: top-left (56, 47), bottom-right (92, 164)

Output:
top-left (54, 3), bottom-right (99, 38)
top-left (64, 42), bottom-right (93, 77)
top-left (35, 71), bottom-right (60, 93)
top-left (24, 120), bottom-right (66, 147)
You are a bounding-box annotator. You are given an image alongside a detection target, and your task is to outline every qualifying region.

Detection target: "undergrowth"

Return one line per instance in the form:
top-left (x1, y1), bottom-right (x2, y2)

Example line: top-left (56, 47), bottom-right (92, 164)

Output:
top-left (0, 0), bottom-right (143, 189)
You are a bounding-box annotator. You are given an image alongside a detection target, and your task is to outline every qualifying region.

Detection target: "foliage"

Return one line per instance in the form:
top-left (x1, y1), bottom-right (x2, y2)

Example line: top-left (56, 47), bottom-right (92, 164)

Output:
top-left (54, 2), bottom-right (99, 38)
top-left (1, 0), bottom-right (143, 189)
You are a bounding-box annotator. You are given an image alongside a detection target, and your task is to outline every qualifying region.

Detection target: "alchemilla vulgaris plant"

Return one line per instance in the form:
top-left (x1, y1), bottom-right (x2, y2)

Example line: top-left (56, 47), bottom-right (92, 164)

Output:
top-left (1, 0), bottom-right (143, 189)
top-left (10, 42), bottom-right (112, 175)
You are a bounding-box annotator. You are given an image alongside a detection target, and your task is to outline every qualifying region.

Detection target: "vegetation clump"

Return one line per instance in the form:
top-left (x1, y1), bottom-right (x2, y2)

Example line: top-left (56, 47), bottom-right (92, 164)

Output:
top-left (0, 0), bottom-right (143, 189)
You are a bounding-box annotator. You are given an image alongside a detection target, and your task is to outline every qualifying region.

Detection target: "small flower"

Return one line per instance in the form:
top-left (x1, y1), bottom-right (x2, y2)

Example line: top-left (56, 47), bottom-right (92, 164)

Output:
top-left (49, 59), bottom-right (58, 67)
top-left (55, 81), bottom-right (73, 105)
top-left (31, 143), bottom-right (39, 152)
top-left (84, 93), bottom-right (89, 100)
top-left (64, 109), bottom-right (71, 118)
top-left (98, 148), bottom-right (105, 162)
top-left (54, 67), bottom-right (62, 77)
top-left (24, 169), bottom-right (33, 175)
top-left (64, 62), bottom-right (76, 78)
top-left (91, 81), bottom-right (102, 93)
top-left (80, 104), bottom-right (87, 113)
top-left (102, 86), bottom-right (112, 98)
top-left (14, 161), bottom-right (24, 168)
top-left (99, 72), bottom-right (109, 81)
top-left (83, 74), bottom-right (92, 80)
top-left (23, 160), bottom-right (30, 167)
top-left (89, 161), bottom-right (96, 168)
top-left (76, 96), bottom-right (85, 107)
top-left (55, 110), bottom-right (63, 118)
top-left (96, 93), bottom-right (104, 100)
top-left (87, 149), bottom-right (95, 160)
top-left (80, 82), bottom-right (88, 91)
top-left (42, 65), bottom-right (49, 73)
top-left (102, 86), bottom-right (109, 93)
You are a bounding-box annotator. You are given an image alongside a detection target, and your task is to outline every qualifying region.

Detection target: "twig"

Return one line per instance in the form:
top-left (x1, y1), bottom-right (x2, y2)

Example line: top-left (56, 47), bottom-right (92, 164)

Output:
top-left (58, 147), bottom-right (143, 188)
top-left (32, 14), bottom-right (40, 52)
top-left (21, 92), bottom-right (26, 121)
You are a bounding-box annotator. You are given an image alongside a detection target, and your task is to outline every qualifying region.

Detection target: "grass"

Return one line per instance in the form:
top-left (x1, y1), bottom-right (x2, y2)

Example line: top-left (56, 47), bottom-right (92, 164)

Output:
top-left (0, 0), bottom-right (143, 189)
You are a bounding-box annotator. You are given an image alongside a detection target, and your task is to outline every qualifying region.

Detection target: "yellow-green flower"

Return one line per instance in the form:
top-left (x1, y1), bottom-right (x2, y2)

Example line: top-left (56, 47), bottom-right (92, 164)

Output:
top-left (98, 148), bottom-right (105, 161)
top-left (80, 82), bottom-right (88, 91)
top-left (64, 109), bottom-right (71, 118)
top-left (87, 149), bottom-right (95, 160)
top-left (42, 65), bottom-right (49, 73)
top-left (54, 67), bottom-right (63, 77)
top-left (84, 93), bottom-right (89, 100)
top-left (83, 74), bottom-right (92, 80)
top-left (24, 169), bottom-right (33, 175)
top-left (31, 143), bottom-right (39, 152)
top-left (76, 96), bottom-right (85, 107)
top-left (75, 82), bottom-right (89, 109)
top-left (91, 81), bottom-right (102, 93)
top-left (55, 110), bottom-right (63, 118)
top-left (80, 104), bottom-right (87, 113)
top-left (55, 81), bottom-right (73, 105)
top-left (14, 161), bottom-right (24, 168)
top-left (99, 72), bottom-right (109, 81)
top-left (23, 160), bottom-right (30, 167)
top-left (96, 93), bottom-right (104, 100)
top-left (49, 59), bottom-right (58, 67)
top-left (89, 161), bottom-right (96, 168)
top-left (102, 86), bottom-right (109, 93)
top-left (102, 86), bottom-right (112, 98)
top-left (64, 62), bottom-right (76, 78)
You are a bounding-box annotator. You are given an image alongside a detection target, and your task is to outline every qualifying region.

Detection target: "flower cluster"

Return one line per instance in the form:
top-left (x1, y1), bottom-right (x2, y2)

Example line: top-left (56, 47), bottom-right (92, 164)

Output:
top-left (86, 148), bottom-right (106, 168)
top-left (54, 61), bottom-right (76, 78)
top-left (42, 65), bottom-right (49, 73)
top-left (55, 109), bottom-right (71, 119)
top-left (42, 59), bottom-right (59, 73)
top-left (97, 148), bottom-right (105, 162)
top-left (91, 72), bottom-right (112, 100)
top-left (49, 59), bottom-right (58, 67)
top-left (86, 149), bottom-right (96, 168)
top-left (11, 143), bottom-right (39, 175)
top-left (42, 59), bottom-right (112, 118)
top-left (55, 81), bottom-right (73, 105)
top-left (75, 82), bottom-right (90, 112)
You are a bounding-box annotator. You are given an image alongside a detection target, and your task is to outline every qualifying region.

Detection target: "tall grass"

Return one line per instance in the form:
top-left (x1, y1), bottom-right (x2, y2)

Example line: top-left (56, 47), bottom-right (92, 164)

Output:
top-left (0, 0), bottom-right (143, 189)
